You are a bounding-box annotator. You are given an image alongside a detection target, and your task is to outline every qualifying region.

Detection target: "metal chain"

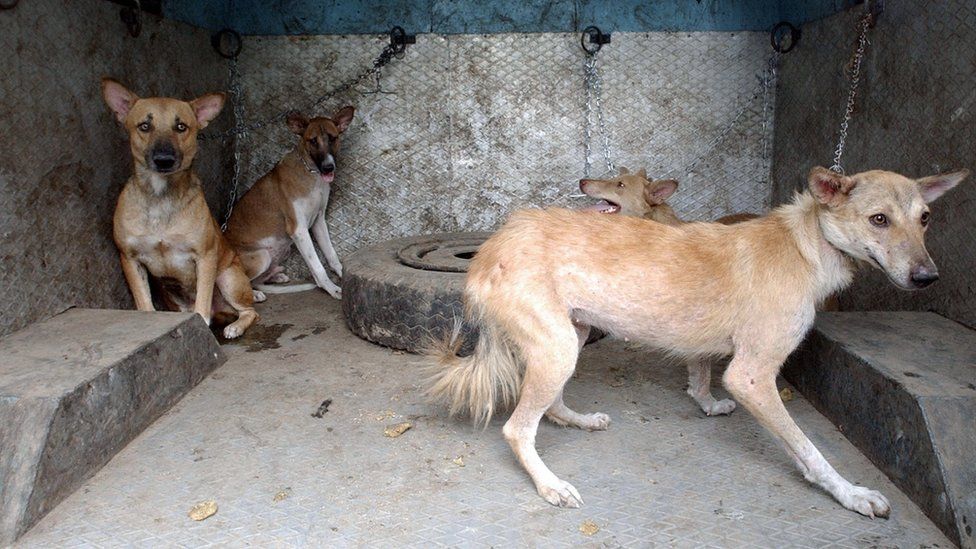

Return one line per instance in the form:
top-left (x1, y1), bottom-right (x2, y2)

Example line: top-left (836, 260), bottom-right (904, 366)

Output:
top-left (660, 53), bottom-right (778, 180)
top-left (220, 56), bottom-right (245, 230)
top-left (583, 53), bottom-right (614, 176)
top-left (830, 11), bottom-right (873, 174)
top-left (200, 41), bottom-right (403, 143)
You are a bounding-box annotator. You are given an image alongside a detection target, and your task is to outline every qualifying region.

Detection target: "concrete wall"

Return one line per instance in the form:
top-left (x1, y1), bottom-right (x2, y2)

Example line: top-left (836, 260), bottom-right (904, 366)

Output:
top-left (233, 31), bottom-right (777, 280)
top-left (164, 0), bottom-right (857, 34)
top-left (0, 0), bottom-right (234, 337)
top-left (771, 1), bottom-right (976, 328)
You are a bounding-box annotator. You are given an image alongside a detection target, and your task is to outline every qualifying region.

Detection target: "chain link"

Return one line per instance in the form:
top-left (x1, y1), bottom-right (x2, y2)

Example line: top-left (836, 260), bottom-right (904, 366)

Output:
top-left (660, 53), bottom-right (778, 180)
top-left (220, 56), bottom-right (246, 230)
top-left (200, 41), bottom-right (402, 143)
top-left (583, 53), bottom-right (614, 176)
top-left (830, 11), bottom-right (873, 174)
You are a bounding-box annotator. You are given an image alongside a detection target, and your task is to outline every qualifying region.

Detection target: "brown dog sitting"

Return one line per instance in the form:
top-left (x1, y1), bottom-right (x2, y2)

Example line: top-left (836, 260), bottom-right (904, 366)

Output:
top-left (224, 108), bottom-right (354, 302)
top-left (102, 79), bottom-right (258, 338)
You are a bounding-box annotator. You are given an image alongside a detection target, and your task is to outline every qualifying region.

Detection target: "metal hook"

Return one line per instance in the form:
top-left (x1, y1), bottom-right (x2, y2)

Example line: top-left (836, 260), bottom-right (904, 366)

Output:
top-left (211, 29), bottom-right (243, 59)
top-left (389, 26), bottom-right (415, 57)
top-left (581, 26), bottom-right (611, 56)
top-left (769, 21), bottom-right (801, 53)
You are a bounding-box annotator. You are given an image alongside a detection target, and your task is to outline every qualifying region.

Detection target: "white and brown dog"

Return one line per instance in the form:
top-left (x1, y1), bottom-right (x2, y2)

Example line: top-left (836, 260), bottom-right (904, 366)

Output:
top-left (102, 79), bottom-right (258, 339)
top-left (430, 166), bottom-right (966, 516)
top-left (225, 108), bottom-right (354, 301)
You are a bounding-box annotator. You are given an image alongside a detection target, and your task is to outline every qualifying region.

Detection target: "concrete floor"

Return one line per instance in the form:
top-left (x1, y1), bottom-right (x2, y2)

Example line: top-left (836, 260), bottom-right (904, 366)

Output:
top-left (17, 292), bottom-right (951, 547)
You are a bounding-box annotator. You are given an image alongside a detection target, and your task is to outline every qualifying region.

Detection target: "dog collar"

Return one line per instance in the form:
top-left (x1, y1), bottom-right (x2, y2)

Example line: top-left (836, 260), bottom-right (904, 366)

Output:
top-left (296, 148), bottom-right (320, 175)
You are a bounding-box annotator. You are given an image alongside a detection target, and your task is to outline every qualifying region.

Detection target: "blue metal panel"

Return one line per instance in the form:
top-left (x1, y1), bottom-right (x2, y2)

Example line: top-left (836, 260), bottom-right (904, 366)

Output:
top-left (162, 0), bottom-right (859, 35)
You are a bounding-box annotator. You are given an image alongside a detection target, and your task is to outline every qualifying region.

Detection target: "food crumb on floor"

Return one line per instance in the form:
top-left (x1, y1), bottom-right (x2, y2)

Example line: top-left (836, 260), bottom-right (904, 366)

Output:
top-left (273, 489), bottom-right (290, 503)
top-left (779, 387), bottom-right (794, 402)
top-left (312, 399), bottom-right (333, 418)
top-left (579, 520), bottom-right (600, 536)
top-left (452, 456), bottom-right (465, 467)
top-left (384, 422), bottom-right (412, 437)
top-left (188, 500), bottom-right (218, 521)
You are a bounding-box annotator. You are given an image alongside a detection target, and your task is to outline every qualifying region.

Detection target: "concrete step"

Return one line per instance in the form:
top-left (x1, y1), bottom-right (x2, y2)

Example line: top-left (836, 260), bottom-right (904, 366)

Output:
top-left (784, 311), bottom-right (976, 549)
top-left (0, 309), bottom-right (225, 545)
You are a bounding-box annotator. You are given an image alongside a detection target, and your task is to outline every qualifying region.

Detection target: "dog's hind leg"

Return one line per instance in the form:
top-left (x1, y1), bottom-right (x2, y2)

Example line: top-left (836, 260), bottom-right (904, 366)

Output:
top-left (544, 322), bottom-right (611, 431)
top-left (686, 357), bottom-right (736, 416)
top-left (723, 353), bottom-right (890, 518)
top-left (216, 264), bottom-right (259, 339)
top-left (503, 314), bottom-right (585, 508)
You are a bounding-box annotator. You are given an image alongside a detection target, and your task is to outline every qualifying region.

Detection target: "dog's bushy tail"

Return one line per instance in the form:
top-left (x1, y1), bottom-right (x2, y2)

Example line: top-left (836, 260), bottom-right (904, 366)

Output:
top-left (425, 308), bottom-right (522, 427)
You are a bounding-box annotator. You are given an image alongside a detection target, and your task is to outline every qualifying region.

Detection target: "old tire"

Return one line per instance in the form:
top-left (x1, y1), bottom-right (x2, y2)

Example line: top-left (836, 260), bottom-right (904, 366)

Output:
top-left (342, 231), bottom-right (605, 354)
top-left (341, 232), bottom-right (489, 355)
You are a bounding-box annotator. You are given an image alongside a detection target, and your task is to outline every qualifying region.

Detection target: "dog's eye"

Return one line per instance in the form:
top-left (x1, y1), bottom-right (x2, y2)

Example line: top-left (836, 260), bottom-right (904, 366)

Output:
top-left (175, 122), bottom-right (188, 133)
top-left (869, 213), bottom-right (889, 227)
top-left (617, 182), bottom-right (625, 188)
top-left (307, 138), bottom-right (317, 146)
top-left (137, 122), bottom-right (151, 132)
top-left (920, 211), bottom-right (930, 226)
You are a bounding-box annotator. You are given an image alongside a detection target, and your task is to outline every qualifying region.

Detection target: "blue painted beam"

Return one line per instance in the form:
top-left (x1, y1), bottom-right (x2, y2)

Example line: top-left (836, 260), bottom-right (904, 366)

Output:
top-left (162, 0), bottom-right (861, 35)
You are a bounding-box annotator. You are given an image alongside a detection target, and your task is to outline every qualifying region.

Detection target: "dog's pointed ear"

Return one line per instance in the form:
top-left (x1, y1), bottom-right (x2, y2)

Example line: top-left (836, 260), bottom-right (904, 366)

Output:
top-left (332, 106), bottom-right (355, 133)
top-left (916, 170), bottom-right (968, 203)
top-left (286, 111), bottom-right (309, 135)
top-left (636, 168), bottom-right (648, 179)
top-left (808, 167), bottom-right (856, 207)
top-left (644, 179), bottom-right (678, 205)
top-left (102, 78), bottom-right (139, 124)
top-left (189, 93), bottom-right (225, 129)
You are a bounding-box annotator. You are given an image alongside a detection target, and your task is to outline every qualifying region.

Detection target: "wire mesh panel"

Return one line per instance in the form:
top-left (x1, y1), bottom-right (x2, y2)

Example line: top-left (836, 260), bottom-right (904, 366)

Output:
top-left (234, 31), bottom-right (776, 279)
top-left (771, 2), bottom-right (976, 328)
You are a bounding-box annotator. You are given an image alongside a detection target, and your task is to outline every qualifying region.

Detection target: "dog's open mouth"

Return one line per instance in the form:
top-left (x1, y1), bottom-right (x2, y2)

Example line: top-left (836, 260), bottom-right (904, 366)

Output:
top-left (582, 199), bottom-right (621, 214)
top-left (319, 172), bottom-right (335, 183)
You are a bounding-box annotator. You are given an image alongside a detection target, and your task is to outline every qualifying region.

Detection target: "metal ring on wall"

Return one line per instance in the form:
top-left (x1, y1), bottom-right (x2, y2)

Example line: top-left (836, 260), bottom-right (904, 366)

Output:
top-left (770, 21), bottom-right (801, 53)
top-left (211, 29), bottom-right (243, 59)
top-left (581, 26), bottom-right (611, 55)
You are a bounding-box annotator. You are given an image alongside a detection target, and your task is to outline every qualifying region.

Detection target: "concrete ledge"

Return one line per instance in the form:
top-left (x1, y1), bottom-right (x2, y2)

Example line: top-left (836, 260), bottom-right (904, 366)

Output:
top-left (0, 309), bottom-right (225, 544)
top-left (784, 312), bottom-right (976, 549)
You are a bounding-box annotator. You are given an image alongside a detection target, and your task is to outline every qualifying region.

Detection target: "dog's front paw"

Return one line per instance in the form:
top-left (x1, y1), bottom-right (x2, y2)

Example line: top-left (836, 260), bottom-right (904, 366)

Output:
top-left (703, 398), bottom-right (737, 416)
top-left (321, 285), bottom-right (342, 300)
top-left (252, 290), bottom-right (267, 303)
top-left (839, 485), bottom-right (890, 518)
top-left (538, 479), bottom-right (584, 508)
top-left (334, 264), bottom-right (343, 277)
top-left (223, 323), bottom-right (245, 339)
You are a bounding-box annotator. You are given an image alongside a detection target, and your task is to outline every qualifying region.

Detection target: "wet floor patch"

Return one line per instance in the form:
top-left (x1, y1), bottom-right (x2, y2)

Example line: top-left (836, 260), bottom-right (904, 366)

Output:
top-left (221, 323), bottom-right (294, 352)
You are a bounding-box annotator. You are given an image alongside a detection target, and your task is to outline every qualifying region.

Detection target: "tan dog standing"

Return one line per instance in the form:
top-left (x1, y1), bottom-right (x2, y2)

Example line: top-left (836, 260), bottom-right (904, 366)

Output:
top-left (102, 79), bottom-right (257, 339)
top-left (430, 166), bottom-right (966, 515)
top-left (225, 108), bottom-right (354, 301)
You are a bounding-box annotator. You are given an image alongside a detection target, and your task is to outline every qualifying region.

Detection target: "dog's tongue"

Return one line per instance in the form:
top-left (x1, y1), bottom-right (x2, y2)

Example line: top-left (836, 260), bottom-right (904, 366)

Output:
top-left (320, 172), bottom-right (335, 184)
top-left (581, 200), bottom-right (620, 214)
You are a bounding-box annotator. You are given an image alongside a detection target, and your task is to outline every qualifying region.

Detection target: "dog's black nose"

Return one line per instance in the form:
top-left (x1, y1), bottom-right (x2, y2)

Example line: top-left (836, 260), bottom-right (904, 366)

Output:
top-left (910, 267), bottom-right (939, 288)
top-left (150, 145), bottom-right (178, 172)
top-left (321, 163), bottom-right (335, 174)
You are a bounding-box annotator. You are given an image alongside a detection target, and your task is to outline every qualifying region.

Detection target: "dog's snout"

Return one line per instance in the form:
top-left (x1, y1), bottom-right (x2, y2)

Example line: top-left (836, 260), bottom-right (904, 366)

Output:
top-left (579, 180), bottom-right (589, 192)
top-left (321, 163), bottom-right (335, 174)
top-left (909, 265), bottom-right (939, 288)
top-left (149, 143), bottom-right (179, 173)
